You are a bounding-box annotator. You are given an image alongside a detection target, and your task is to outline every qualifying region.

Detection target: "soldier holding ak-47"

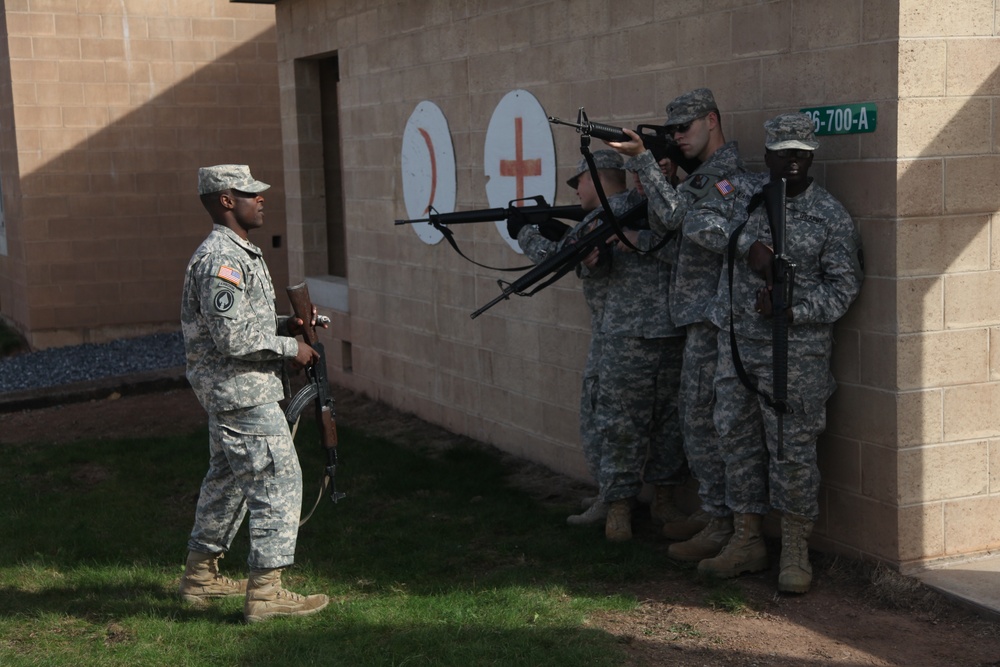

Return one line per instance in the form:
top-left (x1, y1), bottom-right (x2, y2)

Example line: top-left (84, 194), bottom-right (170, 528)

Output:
top-left (177, 164), bottom-right (330, 623)
top-left (698, 114), bottom-right (863, 593)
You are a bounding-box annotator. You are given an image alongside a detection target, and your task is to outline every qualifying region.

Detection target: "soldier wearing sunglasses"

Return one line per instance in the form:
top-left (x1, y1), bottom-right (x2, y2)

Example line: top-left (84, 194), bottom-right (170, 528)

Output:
top-left (606, 88), bottom-right (748, 556)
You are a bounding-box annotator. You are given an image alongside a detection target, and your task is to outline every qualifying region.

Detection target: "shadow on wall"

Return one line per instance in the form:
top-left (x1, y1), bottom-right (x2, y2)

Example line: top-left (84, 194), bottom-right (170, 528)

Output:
top-left (9, 31), bottom-right (287, 340)
top-left (819, 64), bottom-right (1000, 569)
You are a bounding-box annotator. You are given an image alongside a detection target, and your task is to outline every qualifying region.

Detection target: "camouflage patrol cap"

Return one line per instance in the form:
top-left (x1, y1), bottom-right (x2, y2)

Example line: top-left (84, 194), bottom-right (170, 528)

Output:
top-left (197, 164), bottom-right (271, 196)
top-left (664, 88), bottom-right (718, 126)
top-left (566, 149), bottom-right (624, 188)
top-left (764, 112), bottom-right (820, 151)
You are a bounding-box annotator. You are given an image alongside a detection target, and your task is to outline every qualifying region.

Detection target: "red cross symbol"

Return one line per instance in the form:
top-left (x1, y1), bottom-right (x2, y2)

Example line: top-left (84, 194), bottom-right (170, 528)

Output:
top-left (499, 117), bottom-right (542, 203)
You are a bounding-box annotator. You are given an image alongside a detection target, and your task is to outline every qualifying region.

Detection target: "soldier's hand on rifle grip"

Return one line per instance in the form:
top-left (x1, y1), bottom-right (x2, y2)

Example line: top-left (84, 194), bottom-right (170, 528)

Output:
top-left (748, 241), bottom-right (775, 286)
top-left (754, 286), bottom-right (793, 321)
top-left (581, 245), bottom-right (602, 270)
top-left (604, 128), bottom-right (645, 157)
top-left (612, 229), bottom-right (641, 254)
top-left (292, 340), bottom-right (321, 369)
top-left (287, 305), bottom-right (327, 336)
top-left (505, 207), bottom-right (531, 239)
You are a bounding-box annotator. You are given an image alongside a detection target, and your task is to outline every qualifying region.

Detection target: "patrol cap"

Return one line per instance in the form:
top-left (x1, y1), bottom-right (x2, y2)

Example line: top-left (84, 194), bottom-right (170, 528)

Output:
top-left (664, 88), bottom-right (718, 126)
top-left (198, 164), bottom-right (271, 196)
top-left (566, 149), bottom-right (624, 188)
top-left (764, 112), bottom-right (820, 151)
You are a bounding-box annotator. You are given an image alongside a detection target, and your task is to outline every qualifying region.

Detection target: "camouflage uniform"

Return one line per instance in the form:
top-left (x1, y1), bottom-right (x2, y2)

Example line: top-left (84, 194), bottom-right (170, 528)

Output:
top-left (182, 172), bottom-right (303, 570)
top-left (622, 88), bottom-right (747, 518)
top-left (706, 151), bottom-right (863, 521)
top-left (515, 153), bottom-right (625, 490)
top-left (583, 186), bottom-right (687, 504)
top-left (518, 215), bottom-right (608, 485)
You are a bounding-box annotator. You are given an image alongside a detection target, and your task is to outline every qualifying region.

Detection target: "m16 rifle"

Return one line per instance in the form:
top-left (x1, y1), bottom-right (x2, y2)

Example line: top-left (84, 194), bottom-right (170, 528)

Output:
top-left (395, 195), bottom-right (587, 242)
top-left (470, 197), bottom-right (648, 319)
top-left (763, 177), bottom-right (794, 460)
top-left (548, 108), bottom-right (702, 176)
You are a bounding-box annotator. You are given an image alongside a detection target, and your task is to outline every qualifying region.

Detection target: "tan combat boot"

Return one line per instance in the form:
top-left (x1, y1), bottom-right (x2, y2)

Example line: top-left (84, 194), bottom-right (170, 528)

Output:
top-left (244, 568), bottom-right (330, 624)
top-left (697, 513), bottom-right (769, 578)
top-left (567, 499), bottom-right (609, 525)
top-left (667, 515), bottom-right (733, 561)
top-left (662, 508), bottom-right (711, 541)
top-left (778, 514), bottom-right (814, 593)
top-left (178, 551), bottom-right (247, 606)
top-left (649, 485), bottom-right (687, 524)
top-left (605, 499), bottom-right (633, 542)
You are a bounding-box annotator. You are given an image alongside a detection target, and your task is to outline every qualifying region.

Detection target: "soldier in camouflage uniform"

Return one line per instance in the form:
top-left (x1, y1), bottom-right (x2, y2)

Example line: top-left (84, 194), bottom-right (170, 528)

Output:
top-left (700, 114), bottom-right (864, 592)
top-left (178, 164), bottom-right (330, 623)
top-left (607, 88), bottom-right (747, 553)
top-left (509, 150), bottom-right (625, 527)
top-left (569, 160), bottom-right (689, 542)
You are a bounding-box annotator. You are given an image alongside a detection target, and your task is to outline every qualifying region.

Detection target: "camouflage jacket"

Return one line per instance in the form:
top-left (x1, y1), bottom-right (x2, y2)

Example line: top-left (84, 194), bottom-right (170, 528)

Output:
top-left (624, 141), bottom-right (746, 327)
top-left (181, 224), bottom-right (298, 413)
top-left (515, 196), bottom-right (624, 333)
top-left (705, 177), bottom-right (864, 342)
top-left (582, 189), bottom-right (682, 338)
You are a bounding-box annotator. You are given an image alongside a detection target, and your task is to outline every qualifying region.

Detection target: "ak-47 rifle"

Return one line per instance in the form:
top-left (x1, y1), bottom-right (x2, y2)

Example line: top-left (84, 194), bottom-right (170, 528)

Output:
top-left (285, 281), bottom-right (344, 525)
top-left (470, 197), bottom-right (647, 319)
top-left (763, 178), bottom-right (794, 460)
top-left (395, 195), bottom-right (587, 241)
top-left (548, 108), bottom-right (702, 176)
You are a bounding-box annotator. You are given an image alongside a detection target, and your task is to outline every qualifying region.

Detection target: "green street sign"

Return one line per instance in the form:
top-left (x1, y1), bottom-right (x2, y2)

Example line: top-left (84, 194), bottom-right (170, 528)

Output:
top-left (799, 103), bottom-right (877, 136)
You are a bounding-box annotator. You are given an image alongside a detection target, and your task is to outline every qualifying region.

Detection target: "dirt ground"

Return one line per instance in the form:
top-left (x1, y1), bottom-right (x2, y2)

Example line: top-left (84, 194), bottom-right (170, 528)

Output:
top-left (3, 385), bottom-right (1000, 667)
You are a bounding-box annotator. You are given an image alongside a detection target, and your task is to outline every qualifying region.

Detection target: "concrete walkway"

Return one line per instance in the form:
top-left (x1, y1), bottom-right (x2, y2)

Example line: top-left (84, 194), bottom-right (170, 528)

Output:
top-left (914, 553), bottom-right (1000, 621)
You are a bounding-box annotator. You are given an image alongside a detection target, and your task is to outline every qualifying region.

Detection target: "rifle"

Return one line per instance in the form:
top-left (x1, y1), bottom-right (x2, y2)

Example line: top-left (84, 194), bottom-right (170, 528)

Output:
top-left (284, 281), bottom-right (344, 525)
top-left (763, 178), bottom-right (794, 461)
top-left (395, 195), bottom-right (587, 241)
top-left (548, 108), bottom-right (702, 176)
top-left (470, 197), bottom-right (647, 319)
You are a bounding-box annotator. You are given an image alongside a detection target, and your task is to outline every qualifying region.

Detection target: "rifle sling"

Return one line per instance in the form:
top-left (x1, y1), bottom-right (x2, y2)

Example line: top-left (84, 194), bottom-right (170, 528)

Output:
top-left (725, 192), bottom-right (788, 414)
top-left (434, 222), bottom-right (535, 272)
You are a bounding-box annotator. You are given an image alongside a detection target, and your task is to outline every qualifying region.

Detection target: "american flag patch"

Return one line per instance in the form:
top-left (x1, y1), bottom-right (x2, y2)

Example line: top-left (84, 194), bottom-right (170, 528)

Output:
top-left (716, 179), bottom-right (735, 196)
top-left (217, 265), bottom-right (242, 286)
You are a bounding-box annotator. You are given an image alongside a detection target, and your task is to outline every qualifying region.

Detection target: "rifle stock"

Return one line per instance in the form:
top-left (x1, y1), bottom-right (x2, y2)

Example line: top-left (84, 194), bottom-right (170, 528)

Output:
top-left (395, 195), bottom-right (586, 226)
top-left (286, 281), bottom-right (343, 505)
top-left (470, 198), bottom-right (647, 319)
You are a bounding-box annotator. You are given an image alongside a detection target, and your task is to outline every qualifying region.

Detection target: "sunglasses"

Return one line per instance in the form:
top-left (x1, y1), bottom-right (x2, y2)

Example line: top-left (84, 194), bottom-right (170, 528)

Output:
top-left (768, 149), bottom-right (814, 159)
top-left (665, 115), bottom-right (707, 137)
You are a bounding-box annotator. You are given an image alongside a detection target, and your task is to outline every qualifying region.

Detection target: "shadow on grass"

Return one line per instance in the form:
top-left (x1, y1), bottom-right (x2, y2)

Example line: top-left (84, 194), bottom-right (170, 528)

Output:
top-left (0, 421), bottom-right (686, 665)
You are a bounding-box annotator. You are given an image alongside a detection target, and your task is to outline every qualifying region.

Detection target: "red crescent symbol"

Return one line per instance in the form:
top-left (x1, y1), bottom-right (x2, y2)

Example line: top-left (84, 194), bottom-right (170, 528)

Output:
top-left (418, 128), bottom-right (438, 215)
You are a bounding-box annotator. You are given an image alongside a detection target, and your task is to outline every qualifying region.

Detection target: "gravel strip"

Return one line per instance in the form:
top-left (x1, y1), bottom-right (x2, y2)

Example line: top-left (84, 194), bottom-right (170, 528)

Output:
top-left (0, 332), bottom-right (185, 394)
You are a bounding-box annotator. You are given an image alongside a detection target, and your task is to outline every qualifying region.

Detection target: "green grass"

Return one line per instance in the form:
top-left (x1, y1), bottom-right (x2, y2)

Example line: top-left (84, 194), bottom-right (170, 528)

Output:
top-left (0, 419), bottom-right (675, 666)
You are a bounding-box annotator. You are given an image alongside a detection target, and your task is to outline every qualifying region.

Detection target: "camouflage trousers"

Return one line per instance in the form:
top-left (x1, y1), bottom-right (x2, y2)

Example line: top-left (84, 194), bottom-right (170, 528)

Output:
top-left (678, 322), bottom-right (728, 517)
top-left (596, 335), bottom-right (687, 503)
top-left (579, 334), bottom-right (606, 491)
top-left (188, 402), bottom-right (303, 570)
top-left (713, 331), bottom-right (836, 520)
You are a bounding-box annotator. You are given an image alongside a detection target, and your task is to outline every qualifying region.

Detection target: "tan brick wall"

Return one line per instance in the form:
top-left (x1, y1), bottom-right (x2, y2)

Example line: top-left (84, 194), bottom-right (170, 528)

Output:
top-left (0, 0), bottom-right (284, 347)
top-left (270, 0), bottom-right (1000, 567)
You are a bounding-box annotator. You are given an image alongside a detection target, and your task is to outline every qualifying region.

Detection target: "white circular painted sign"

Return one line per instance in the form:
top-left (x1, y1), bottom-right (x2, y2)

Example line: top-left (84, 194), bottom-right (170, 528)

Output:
top-left (401, 101), bottom-right (457, 245)
top-left (484, 89), bottom-right (557, 253)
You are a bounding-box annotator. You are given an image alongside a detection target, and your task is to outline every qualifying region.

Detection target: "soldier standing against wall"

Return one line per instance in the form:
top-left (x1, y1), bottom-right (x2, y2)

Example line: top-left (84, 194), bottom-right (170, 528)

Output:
top-left (607, 88), bottom-right (747, 555)
top-left (577, 159), bottom-right (690, 543)
top-left (700, 114), bottom-right (864, 592)
top-left (509, 150), bottom-right (625, 527)
top-left (178, 164), bottom-right (330, 623)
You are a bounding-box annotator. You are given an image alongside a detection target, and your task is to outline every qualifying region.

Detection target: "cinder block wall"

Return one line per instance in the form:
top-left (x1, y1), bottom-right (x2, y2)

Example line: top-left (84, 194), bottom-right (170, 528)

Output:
top-left (0, 0), bottom-right (285, 348)
top-left (271, 0), bottom-right (1000, 567)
